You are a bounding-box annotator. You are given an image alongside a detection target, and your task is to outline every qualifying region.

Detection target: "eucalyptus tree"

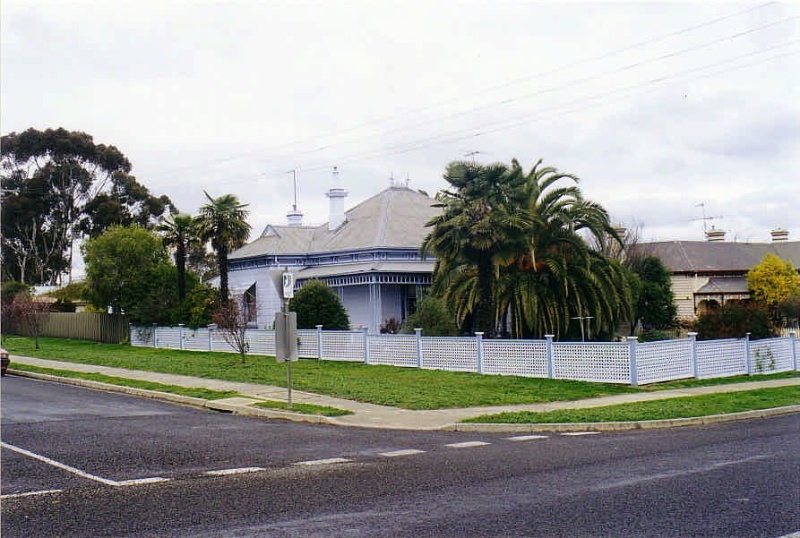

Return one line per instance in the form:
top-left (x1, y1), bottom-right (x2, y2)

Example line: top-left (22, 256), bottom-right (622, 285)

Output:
top-left (422, 161), bottom-right (530, 336)
top-left (195, 192), bottom-right (251, 303)
top-left (157, 213), bottom-right (200, 302)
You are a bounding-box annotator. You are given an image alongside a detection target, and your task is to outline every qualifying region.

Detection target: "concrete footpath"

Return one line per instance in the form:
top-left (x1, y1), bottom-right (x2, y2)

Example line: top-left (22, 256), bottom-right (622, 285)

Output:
top-left (6, 355), bottom-right (800, 432)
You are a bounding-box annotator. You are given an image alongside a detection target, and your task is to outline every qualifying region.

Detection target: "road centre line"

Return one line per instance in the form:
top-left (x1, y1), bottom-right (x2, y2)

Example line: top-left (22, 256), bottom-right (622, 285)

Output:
top-left (446, 441), bottom-right (491, 448)
top-left (1, 489), bottom-right (63, 500)
top-left (1, 441), bottom-right (168, 487)
top-left (379, 449), bottom-right (426, 457)
top-left (294, 458), bottom-right (352, 466)
top-left (205, 467), bottom-right (266, 476)
top-left (507, 435), bottom-right (550, 441)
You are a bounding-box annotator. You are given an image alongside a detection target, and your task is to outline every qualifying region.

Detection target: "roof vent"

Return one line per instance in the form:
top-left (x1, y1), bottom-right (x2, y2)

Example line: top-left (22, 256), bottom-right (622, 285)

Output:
top-left (771, 228), bottom-right (789, 242)
top-left (705, 226), bottom-right (726, 242)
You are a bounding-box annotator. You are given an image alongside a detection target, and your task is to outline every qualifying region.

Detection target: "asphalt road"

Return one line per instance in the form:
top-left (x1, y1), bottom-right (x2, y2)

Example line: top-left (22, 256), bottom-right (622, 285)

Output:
top-left (2, 374), bottom-right (799, 538)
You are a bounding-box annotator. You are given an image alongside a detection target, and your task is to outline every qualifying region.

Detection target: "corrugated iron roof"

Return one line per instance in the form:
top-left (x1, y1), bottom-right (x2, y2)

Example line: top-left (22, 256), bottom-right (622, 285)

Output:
top-left (230, 187), bottom-right (440, 260)
top-left (635, 240), bottom-right (800, 273)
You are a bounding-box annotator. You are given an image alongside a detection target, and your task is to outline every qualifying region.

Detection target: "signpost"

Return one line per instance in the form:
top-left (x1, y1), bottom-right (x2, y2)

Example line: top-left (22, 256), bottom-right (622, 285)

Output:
top-left (270, 269), bottom-right (298, 407)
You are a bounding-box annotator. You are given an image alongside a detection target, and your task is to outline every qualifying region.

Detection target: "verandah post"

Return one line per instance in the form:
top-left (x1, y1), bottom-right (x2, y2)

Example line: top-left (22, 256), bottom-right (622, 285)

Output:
top-left (627, 336), bottom-right (638, 386)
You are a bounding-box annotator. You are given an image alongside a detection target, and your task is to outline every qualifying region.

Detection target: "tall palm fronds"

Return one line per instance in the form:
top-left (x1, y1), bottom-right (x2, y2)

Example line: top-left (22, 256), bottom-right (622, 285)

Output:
top-left (195, 192), bottom-right (251, 303)
top-left (157, 213), bottom-right (199, 302)
top-left (422, 161), bottom-right (530, 335)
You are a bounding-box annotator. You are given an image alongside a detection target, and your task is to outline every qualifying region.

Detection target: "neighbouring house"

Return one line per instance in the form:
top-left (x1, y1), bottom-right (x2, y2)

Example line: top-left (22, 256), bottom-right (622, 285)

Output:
top-left (226, 168), bottom-right (440, 333)
top-left (637, 228), bottom-right (800, 319)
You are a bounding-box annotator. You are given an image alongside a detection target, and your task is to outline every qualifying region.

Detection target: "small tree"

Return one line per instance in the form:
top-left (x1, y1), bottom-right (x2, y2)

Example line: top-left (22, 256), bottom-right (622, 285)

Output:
top-left (630, 256), bottom-right (677, 331)
top-left (9, 292), bottom-right (51, 349)
top-left (694, 301), bottom-right (776, 341)
top-left (289, 280), bottom-right (349, 330)
top-left (401, 296), bottom-right (459, 336)
top-left (747, 253), bottom-right (800, 323)
top-left (212, 298), bottom-right (249, 364)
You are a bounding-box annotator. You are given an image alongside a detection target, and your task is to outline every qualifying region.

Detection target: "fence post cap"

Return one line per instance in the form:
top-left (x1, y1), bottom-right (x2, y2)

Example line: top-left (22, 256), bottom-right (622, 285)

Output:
top-left (414, 327), bottom-right (423, 333)
top-left (626, 336), bottom-right (638, 341)
top-left (687, 331), bottom-right (698, 337)
top-left (316, 324), bottom-right (323, 329)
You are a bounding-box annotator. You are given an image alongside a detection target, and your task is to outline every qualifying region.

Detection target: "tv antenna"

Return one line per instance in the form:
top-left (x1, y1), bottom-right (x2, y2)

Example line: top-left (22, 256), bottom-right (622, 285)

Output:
top-left (691, 202), bottom-right (723, 234)
top-left (464, 150), bottom-right (480, 165)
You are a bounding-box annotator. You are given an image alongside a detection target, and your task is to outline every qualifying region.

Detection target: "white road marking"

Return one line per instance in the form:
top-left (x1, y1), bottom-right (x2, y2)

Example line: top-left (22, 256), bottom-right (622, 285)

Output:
top-left (1, 441), bottom-right (168, 487)
top-left (1, 489), bottom-right (62, 500)
top-left (205, 467), bottom-right (265, 476)
top-left (507, 435), bottom-right (550, 441)
top-left (776, 532), bottom-right (800, 538)
top-left (379, 449), bottom-right (426, 458)
top-left (294, 458), bottom-right (352, 466)
top-left (445, 441), bottom-right (491, 448)
top-left (560, 432), bottom-right (600, 436)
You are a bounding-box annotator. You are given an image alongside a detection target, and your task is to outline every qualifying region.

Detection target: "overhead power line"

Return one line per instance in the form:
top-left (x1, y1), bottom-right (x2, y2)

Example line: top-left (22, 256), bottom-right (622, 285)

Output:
top-left (150, 2), bottom-right (780, 181)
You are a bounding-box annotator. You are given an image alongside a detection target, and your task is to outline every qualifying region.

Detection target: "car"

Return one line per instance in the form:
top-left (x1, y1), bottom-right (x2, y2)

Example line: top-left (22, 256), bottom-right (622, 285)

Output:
top-left (1, 347), bottom-right (9, 376)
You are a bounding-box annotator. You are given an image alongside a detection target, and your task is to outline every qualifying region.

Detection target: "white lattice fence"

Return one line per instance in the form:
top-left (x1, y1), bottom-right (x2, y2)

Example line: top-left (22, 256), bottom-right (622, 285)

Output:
top-left (367, 334), bottom-right (418, 367)
top-left (749, 337), bottom-right (793, 374)
top-left (182, 328), bottom-right (211, 352)
top-left (637, 339), bottom-right (693, 384)
top-left (421, 337), bottom-right (477, 372)
top-left (553, 342), bottom-right (630, 383)
top-left (320, 331), bottom-right (365, 361)
top-left (482, 340), bottom-right (548, 377)
top-left (246, 330), bottom-right (277, 356)
top-left (696, 339), bottom-right (746, 378)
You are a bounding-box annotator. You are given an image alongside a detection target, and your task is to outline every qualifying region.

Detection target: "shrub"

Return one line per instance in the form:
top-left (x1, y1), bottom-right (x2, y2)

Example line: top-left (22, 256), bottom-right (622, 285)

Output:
top-left (402, 296), bottom-right (459, 336)
top-left (289, 280), bottom-right (350, 330)
top-left (694, 301), bottom-right (776, 340)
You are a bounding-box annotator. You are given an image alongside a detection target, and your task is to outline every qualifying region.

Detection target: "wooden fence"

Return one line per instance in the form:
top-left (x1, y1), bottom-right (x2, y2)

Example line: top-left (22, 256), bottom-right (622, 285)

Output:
top-left (8, 313), bottom-right (129, 344)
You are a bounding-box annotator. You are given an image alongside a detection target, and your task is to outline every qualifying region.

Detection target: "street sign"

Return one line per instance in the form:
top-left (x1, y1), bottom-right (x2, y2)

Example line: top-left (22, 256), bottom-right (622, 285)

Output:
top-left (282, 272), bottom-right (295, 299)
top-left (275, 311), bottom-right (298, 362)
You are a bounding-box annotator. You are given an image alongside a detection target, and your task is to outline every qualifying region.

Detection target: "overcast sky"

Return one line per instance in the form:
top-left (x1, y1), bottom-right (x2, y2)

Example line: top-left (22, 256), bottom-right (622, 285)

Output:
top-left (2, 1), bottom-right (799, 246)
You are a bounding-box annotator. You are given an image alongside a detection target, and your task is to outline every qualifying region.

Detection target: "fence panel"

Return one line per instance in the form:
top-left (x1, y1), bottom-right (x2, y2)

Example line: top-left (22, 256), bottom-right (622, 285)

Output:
top-left (320, 331), bottom-right (364, 361)
top-left (637, 339), bottom-right (693, 384)
top-left (367, 334), bottom-right (418, 367)
top-left (482, 339), bottom-right (548, 377)
top-left (155, 327), bottom-right (182, 350)
top-left (182, 328), bottom-right (211, 351)
top-left (696, 338), bottom-right (746, 378)
top-left (422, 337), bottom-right (477, 372)
top-left (749, 337), bottom-right (793, 374)
top-left (29, 312), bottom-right (129, 343)
top-left (552, 342), bottom-right (629, 383)
top-left (247, 329), bottom-right (277, 356)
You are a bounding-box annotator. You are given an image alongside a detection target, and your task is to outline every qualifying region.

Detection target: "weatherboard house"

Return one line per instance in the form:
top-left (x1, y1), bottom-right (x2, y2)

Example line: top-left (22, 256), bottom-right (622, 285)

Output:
top-left (226, 169), bottom-right (440, 333)
top-left (637, 228), bottom-right (800, 319)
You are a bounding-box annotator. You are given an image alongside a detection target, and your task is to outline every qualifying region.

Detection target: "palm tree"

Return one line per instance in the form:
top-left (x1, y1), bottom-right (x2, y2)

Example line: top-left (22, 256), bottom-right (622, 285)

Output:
top-left (157, 213), bottom-right (198, 302)
top-left (422, 161), bottom-right (529, 336)
top-left (195, 192), bottom-right (251, 303)
top-left (498, 158), bottom-right (630, 338)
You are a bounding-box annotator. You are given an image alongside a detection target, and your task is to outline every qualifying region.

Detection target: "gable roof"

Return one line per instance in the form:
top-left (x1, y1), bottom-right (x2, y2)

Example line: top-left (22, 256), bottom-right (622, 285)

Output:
top-left (636, 240), bottom-right (800, 273)
top-left (230, 186), bottom-right (441, 260)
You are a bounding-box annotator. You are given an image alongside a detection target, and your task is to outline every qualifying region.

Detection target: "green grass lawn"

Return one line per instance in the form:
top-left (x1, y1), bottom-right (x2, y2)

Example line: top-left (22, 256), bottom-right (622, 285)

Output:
top-left (463, 386), bottom-right (800, 423)
top-left (3, 336), bottom-right (798, 410)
